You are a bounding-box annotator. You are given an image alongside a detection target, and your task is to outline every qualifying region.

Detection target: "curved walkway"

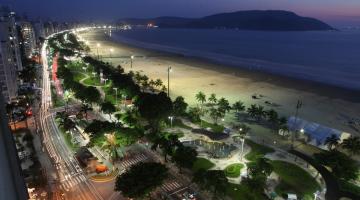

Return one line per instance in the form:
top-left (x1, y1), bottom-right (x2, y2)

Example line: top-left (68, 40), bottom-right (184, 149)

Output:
top-left (289, 150), bottom-right (360, 200)
top-left (78, 72), bottom-right (106, 100)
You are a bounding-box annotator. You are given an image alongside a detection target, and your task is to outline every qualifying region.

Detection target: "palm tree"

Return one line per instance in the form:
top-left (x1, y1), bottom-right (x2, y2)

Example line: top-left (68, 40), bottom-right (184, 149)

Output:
top-left (217, 98), bottom-right (231, 113)
top-left (208, 93), bottom-right (217, 105)
top-left (102, 132), bottom-right (121, 165)
top-left (232, 100), bottom-right (245, 120)
top-left (266, 109), bottom-right (278, 129)
top-left (209, 107), bottom-right (223, 124)
top-left (154, 79), bottom-right (163, 89)
top-left (324, 134), bottom-right (340, 150)
top-left (134, 71), bottom-right (142, 83)
top-left (247, 104), bottom-right (258, 120)
top-left (149, 79), bottom-right (156, 92)
top-left (255, 105), bottom-right (266, 121)
top-left (195, 91), bottom-right (206, 106)
top-left (341, 136), bottom-right (360, 157)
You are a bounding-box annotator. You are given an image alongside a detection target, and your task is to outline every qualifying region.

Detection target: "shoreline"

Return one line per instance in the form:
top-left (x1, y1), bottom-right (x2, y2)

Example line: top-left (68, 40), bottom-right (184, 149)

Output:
top-left (79, 30), bottom-right (360, 135)
top-left (110, 32), bottom-right (360, 102)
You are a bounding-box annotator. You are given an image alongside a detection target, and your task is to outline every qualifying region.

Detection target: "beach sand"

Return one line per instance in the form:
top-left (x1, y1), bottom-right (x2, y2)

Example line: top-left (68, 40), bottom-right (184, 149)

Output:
top-left (79, 30), bottom-right (360, 136)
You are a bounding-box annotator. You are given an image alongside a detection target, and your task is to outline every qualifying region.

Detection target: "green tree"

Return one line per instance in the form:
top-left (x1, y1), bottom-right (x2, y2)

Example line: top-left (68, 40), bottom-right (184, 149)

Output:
top-left (195, 91), bottom-right (206, 107)
top-left (193, 169), bottom-right (228, 198)
top-left (172, 145), bottom-right (198, 172)
top-left (58, 114), bottom-right (76, 133)
top-left (136, 92), bottom-right (173, 133)
top-left (232, 100), bottom-right (245, 115)
top-left (114, 162), bottom-right (168, 198)
top-left (217, 97), bottom-right (231, 113)
top-left (209, 107), bottom-right (224, 124)
top-left (101, 132), bottom-right (121, 163)
top-left (266, 109), bottom-right (279, 130)
top-left (314, 150), bottom-right (359, 181)
top-left (152, 134), bottom-right (181, 162)
top-left (208, 93), bottom-right (217, 104)
top-left (188, 106), bottom-right (202, 123)
top-left (154, 78), bottom-right (163, 89)
top-left (173, 96), bottom-right (188, 116)
top-left (83, 86), bottom-right (101, 105)
top-left (121, 111), bottom-right (139, 128)
top-left (101, 101), bottom-right (116, 120)
top-left (341, 136), bottom-right (360, 157)
top-left (324, 134), bottom-right (340, 150)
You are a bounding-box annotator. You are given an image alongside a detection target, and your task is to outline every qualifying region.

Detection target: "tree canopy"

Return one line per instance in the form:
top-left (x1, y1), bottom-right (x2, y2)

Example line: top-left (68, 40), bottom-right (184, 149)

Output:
top-left (114, 162), bottom-right (168, 198)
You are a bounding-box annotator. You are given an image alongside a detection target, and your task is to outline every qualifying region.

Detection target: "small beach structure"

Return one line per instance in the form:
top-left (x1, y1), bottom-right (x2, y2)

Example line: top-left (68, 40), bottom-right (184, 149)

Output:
top-left (287, 116), bottom-right (351, 149)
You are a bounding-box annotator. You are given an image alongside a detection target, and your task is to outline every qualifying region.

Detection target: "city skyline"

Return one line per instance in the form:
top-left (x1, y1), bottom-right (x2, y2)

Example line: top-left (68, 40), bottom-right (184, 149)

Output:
top-left (2, 0), bottom-right (360, 27)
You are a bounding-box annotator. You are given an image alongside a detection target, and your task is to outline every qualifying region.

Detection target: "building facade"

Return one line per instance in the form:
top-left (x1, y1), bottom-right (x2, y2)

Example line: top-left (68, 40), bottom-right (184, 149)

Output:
top-left (19, 21), bottom-right (36, 58)
top-left (0, 6), bottom-right (22, 102)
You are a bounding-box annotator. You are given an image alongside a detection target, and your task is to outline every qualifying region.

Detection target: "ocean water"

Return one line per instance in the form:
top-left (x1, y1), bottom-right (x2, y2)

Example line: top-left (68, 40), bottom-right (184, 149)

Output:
top-left (111, 28), bottom-right (360, 90)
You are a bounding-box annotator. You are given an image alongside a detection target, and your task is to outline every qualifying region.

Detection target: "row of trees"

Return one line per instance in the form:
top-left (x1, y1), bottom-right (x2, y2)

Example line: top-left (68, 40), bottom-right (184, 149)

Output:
top-left (131, 71), bottom-right (166, 93)
top-left (193, 92), bottom-right (288, 132)
top-left (325, 135), bottom-right (360, 156)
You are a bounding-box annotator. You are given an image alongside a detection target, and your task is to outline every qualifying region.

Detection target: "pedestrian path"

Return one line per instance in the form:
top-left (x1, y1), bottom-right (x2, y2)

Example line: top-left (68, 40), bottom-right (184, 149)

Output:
top-left (60, 174), bottom-right (86, 191)
top-left (161, 180), bottom-right (183, 193)
top-left (120, 153), bottom-right (148, 169)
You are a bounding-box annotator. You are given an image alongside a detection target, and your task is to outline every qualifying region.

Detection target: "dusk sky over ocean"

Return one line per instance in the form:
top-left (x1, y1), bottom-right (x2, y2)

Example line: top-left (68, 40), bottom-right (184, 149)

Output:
top-left (1, 0), bottom-right (360, 27)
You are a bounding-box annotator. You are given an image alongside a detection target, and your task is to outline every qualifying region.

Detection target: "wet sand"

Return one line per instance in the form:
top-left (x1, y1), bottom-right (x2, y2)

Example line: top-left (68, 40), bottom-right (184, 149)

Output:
top-left (79, 30), bottom-right (360, 136)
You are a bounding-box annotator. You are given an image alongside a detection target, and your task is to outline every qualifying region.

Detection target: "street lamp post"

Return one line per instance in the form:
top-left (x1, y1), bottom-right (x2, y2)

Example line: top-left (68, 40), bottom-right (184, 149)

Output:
top-left (168, 116), bottom-right (174, 127)
top-left (110, 48), bottom-right (113, 58)
top-left (113, 87), bottom-right (118, 106)
top-left (167, 66), bottom-right (172, 97)
top-left (96, 43), bottom-right (100, 59)
top-left (130, 55), bottom-right (134, 68)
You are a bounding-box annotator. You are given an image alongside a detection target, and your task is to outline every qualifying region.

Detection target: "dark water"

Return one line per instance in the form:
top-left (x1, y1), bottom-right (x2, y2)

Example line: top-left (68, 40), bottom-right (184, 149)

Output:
top-left (112, 28), bottom-right (360, 90)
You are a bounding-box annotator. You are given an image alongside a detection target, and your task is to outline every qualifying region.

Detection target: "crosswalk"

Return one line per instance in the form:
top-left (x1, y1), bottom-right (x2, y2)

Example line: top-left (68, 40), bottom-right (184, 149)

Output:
top-left (161, 180), bottom-right (183, 192)
top-left (120, 153), bottom-right (148, 169)
top-left (60, 174), bottom-right (86, 191)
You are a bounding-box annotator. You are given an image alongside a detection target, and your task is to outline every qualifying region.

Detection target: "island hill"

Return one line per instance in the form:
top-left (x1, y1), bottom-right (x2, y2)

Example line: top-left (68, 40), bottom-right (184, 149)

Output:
top-left (119, 10), bottom-right (334, 31)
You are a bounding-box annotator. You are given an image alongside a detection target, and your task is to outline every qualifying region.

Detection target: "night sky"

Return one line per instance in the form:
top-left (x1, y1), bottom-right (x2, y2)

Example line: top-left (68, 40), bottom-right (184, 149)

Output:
top-left (1, 0), bottom-right (360, 27)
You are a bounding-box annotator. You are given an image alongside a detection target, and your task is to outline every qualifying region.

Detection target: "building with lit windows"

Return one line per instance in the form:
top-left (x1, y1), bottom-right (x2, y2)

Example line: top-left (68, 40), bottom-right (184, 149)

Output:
top-left (19, 21), bottom-right (36, 58)
top-left (0, 6), bottom-right (22, 102)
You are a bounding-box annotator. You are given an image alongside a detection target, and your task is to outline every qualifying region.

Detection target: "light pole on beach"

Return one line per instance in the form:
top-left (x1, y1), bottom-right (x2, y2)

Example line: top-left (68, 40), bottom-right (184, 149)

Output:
top-left (110, 48), bottom-right (113, 58)
top-left (167, 66), bottom-right (172, 97)
top-left (96, 43), bottom-right (101, 59)
top-left (130, 55), bottom-right (134, 68)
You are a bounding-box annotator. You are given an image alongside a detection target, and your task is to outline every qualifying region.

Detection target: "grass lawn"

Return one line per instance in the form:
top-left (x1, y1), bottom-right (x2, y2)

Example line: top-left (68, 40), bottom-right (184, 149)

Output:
top-left (172, 118), bottom-right (192, 130)
top-left (162, 131), bottom-right (185, 139)
top-left (73, 72), bottom-right (87, 82)
top-left (226, 183), bottom-right (266, 200)
top-left (198, 120), bottom-right (225, 133)
top-left (224, 163), bottom-right (244, 178)
top-left (244, 139), bottom-right (274, 161)
top-left (83, 76), bottom-right (102, 86)
top-left (339, 180), bottom-right (360, 196)
top-left (192, 157), bottom-right (215, 172)
top-left (56, 122), bottom-right (80, 152)
top-left (271, 160), bottom-right (320, 199)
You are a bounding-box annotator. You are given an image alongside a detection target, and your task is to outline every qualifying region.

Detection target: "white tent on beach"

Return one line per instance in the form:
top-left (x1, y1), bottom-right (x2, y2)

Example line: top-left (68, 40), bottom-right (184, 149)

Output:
top-left (287, 116), bottom-right (351, 150)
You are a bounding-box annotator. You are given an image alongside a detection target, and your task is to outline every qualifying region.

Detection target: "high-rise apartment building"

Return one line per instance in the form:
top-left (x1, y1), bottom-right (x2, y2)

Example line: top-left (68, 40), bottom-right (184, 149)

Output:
top-left (0, 6), bottom-right (22, 102)
top-left (19, 21), bottom-right (36, 58)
